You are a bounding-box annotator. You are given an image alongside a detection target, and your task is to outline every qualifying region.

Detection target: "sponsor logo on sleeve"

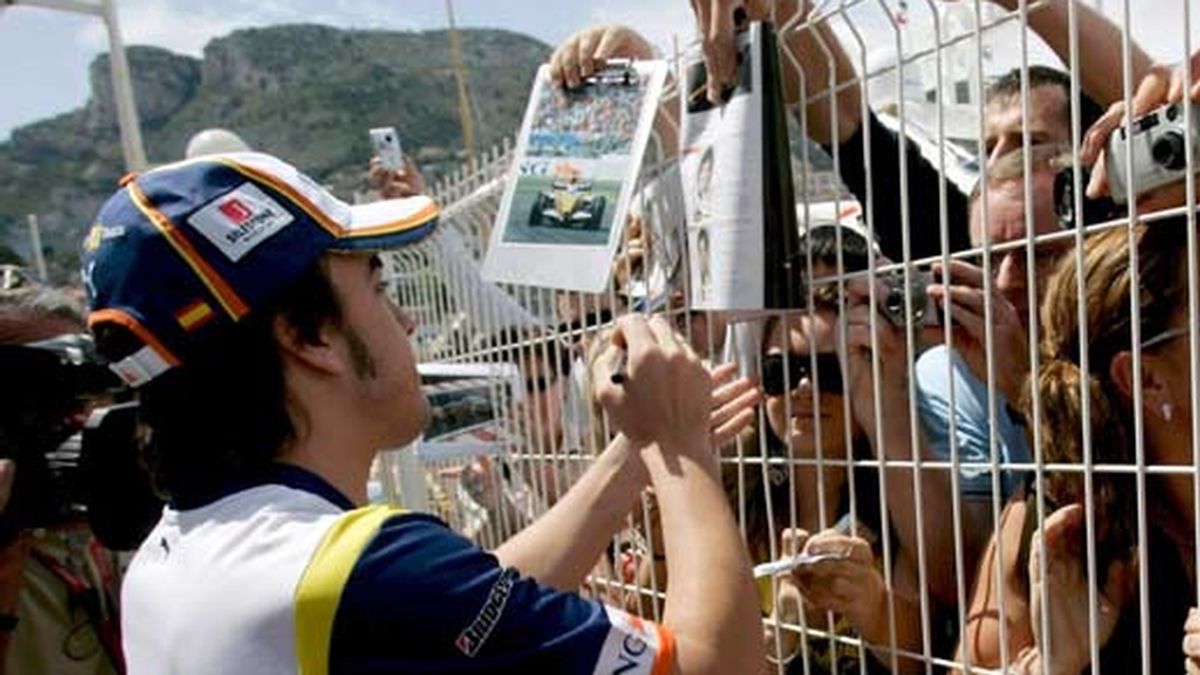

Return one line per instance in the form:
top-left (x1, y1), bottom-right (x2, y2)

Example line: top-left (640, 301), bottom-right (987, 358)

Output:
top-left (591, 606), bottom-right (666, 675)
top-left (187, 183), bottom-right (294, 262)
top-left (455, 566), bottom-right (518, 657)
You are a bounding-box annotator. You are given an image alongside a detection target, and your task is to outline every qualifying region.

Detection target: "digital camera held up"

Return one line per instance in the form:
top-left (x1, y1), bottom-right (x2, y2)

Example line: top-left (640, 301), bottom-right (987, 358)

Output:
top-left (1108, 102), bottom-right (1200, 204)
top-left (879, 268), bottom-right (939, 328)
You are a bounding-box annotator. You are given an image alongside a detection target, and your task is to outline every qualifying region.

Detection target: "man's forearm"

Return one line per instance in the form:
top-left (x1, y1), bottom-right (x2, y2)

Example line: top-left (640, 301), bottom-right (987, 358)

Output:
top-left (861, 550), bottom-right (927, 675)
top-left (494, 435), bottom-right (647, 591)
top-left (872, 405), bottom-right (968, 607)
top-left (646, 436), bottom-right (764, 674)
top-left (1019, 0), bottom-right (1154, 107)
top-left (777, 2), bottom-right (863, 145)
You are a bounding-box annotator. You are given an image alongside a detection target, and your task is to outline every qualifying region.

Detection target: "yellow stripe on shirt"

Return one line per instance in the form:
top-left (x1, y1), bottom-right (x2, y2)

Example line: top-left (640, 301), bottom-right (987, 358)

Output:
top-left (293, 505), bottom-right (403, 675)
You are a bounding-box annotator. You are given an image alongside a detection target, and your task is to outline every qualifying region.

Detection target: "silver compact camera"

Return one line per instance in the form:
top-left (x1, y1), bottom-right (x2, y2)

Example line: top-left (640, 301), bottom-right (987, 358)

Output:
top-left (880, 268), bottom-right (938, 328)
top-left (1108, 102), bottom-right (1200, 204)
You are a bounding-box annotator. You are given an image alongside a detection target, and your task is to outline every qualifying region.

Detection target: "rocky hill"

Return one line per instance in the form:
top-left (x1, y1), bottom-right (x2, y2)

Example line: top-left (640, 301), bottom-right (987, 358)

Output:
top-left (0, 25), bottom-right (549, 281)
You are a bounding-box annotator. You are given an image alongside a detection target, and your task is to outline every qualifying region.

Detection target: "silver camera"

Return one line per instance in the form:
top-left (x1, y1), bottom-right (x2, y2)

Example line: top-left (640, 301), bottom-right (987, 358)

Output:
top-left (880, 268), bottom-right (939, 328)
top-left (1108, 102), bottom-right (1200, 204)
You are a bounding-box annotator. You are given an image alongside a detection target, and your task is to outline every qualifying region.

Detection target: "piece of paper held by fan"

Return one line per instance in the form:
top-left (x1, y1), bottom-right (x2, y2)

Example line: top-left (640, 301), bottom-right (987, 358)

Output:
top-left (626, 162), bottom-right (685, 311)
top-left (752, 548), bottom-right (853, 578)
top-left (480, 59), bottom-right (668, 292)
top-left (679, 21), bottom-right (801, 313)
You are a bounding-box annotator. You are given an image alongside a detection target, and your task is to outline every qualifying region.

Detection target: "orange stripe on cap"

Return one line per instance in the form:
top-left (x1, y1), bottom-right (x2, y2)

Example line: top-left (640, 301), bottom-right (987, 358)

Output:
top-left (126, 181), bottom-right (250, 320)
top-left (212, 158), bottom-right (345, 237)
top-left (344, 200), bottom-right (439, 238)
top-left (87, 308), bottom-right (181, 367)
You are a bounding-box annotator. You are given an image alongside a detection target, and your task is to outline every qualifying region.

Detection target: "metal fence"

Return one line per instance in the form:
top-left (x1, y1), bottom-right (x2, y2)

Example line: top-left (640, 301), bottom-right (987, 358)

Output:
top-left (375, 2), bottom-right (1200, 673)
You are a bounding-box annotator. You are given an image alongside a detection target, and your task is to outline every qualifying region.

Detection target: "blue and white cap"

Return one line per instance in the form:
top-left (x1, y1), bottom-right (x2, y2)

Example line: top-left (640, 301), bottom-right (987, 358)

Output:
top-left (81, 152), bottom-right (438, 387)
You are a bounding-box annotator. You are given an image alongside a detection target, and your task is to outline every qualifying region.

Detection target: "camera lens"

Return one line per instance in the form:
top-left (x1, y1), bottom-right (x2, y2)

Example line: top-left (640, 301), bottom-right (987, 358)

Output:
top-left (884, 288), bottom-right (902, 313)
top-left (1151, 131), bottom-right (1187, 171)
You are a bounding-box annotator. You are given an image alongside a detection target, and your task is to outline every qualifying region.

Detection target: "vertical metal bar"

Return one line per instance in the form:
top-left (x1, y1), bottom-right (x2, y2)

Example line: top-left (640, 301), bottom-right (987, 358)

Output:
top-left (1182, 0), bottom-right (1200, 623)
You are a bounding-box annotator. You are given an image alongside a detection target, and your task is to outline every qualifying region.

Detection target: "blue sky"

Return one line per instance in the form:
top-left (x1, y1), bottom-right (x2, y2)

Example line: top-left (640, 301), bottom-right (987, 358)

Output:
top-left (1, 0), bottom-right (1197, 140)
top-left (0, 0), bottom-right (696, 139)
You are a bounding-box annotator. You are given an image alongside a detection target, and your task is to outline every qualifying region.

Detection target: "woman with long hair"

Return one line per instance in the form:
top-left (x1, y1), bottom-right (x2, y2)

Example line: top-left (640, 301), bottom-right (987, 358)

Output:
top-left (968, 216), bottom-right (1197, 673)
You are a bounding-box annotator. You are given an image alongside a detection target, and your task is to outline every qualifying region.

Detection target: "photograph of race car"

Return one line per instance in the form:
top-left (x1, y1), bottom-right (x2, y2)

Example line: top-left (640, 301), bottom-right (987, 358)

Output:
top-left (482, 58), bottom-right (667, 288)
top-left (528, 178), bottom-right (607, 230)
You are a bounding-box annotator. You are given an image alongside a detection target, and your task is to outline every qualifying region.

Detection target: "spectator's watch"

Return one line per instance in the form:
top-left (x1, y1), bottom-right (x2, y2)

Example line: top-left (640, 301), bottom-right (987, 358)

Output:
top-left (0, 613), bottom-right (17, 632)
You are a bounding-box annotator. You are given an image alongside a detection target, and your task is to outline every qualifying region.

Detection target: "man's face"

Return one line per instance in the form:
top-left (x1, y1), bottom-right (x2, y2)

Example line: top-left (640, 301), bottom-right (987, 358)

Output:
top-left (326, 253), bottom-right (428, 448)
top-left (975, 85), bottom-right (1073, 321)
top-left (516, 351), bottom-right (565, 452)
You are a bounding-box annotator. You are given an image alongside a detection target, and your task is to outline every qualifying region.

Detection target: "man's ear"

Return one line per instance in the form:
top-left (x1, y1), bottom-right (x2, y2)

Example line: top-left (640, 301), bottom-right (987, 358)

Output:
top-left (273, 315), bottom-right (345, 377)
top-left (1109, 350), bottom-right (1173, 416)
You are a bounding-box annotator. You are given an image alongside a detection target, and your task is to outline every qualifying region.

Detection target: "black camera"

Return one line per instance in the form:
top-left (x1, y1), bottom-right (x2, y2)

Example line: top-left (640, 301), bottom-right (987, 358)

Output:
top-left (879, 268), bottom-right (939, 328)
top-left (0, 335), bottom-right (160, 550)
top-left (1055, 165), bottom-right (1121, 229)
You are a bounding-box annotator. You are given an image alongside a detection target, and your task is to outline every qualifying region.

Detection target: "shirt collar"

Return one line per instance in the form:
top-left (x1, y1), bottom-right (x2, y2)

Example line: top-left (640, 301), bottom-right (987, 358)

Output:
top-left (169, 463), bottom-right (356, 512)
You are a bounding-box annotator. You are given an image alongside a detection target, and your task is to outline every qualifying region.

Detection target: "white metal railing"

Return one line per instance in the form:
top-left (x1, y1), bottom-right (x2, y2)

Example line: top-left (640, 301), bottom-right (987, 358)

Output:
top-left (376, 3), bottom-right (1200, 673)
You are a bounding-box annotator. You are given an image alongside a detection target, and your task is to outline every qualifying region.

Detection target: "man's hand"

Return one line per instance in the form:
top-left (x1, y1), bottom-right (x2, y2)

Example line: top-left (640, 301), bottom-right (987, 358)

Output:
top-left (549, 25), bottom-right (655, 90)
top-left (709, 362), bottom-right (762, 447)
top-left (1025, 504), bottom-right (1134, 675)
top-left (613, 214), bottom-right (649, 294)
top-left (368, 156), bottom-right (426, 198)
top-left (768, 527), bottom-right (812, 659)
top-left (789, 529), bottom-right (888, 640)
top-left (841, 279), bottom-right (916, 434)
top-left (1185, 607), bottom-right (1200, 675)
top-left (1082, 53), bottom-right (1200, 209)
top-left (928, 260), bottom-right (1029, 407)
top-left (596, 315), bottom-right (713, 455)
top-left (689, 0), bottom-right (790, 103)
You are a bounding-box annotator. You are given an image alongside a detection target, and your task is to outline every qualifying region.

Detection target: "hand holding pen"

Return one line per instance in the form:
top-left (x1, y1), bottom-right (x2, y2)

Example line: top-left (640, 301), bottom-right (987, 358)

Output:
top-left (602, 316), bottom-right (761, 451)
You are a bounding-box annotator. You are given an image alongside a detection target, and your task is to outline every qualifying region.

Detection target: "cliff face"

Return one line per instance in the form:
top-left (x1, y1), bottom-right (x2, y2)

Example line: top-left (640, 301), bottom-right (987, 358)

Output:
top-left (0, 25), bottom-right (549, 280)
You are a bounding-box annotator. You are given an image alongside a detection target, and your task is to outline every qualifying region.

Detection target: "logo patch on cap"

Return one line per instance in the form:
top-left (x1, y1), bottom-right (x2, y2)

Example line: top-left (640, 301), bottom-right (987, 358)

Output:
top-left (83, 223), bottom-right (126, 252)
top-left (188, 183), bottom-right (294, 262)
top-left (174, 299), bottom-right (215, 332)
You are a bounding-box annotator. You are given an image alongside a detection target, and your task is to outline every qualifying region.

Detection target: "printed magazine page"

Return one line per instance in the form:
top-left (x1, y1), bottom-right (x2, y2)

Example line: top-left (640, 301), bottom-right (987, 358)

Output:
top-left (482, 60), bottom-right (668, 292)
top-left (680, 25), bottom-right (763, 311)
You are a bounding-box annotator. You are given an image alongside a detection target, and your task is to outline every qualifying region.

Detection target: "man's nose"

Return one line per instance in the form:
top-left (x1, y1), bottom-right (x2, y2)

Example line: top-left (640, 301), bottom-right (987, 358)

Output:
top-left (994, 250), bottom-right (1027, 292)
top-left (787, 374), bottom-right (815, 402)
top-left (987, 139), bottom-right (1016, 170)
top-left (393, 304), bottom-right (417, 335)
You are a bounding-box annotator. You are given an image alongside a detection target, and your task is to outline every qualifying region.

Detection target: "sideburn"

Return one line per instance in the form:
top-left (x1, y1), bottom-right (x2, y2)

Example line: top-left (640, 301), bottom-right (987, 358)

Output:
top-left (344, 325), bottom-right (377, 380)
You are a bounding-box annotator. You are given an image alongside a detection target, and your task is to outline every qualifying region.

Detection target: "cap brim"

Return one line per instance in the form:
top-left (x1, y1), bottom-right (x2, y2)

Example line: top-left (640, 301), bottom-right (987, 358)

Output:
top-left (333, 195), bottom-right (439, 251)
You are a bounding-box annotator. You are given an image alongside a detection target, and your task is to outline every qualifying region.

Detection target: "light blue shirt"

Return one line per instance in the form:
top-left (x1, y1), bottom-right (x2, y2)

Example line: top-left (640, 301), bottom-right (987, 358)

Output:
top-left (915, 345), bottom-right (1031, 500)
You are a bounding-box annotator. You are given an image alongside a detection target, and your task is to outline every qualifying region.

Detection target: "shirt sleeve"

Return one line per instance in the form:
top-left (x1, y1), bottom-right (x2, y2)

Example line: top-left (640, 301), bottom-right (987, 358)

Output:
top-left (328, 512), bottom-right (675, 675)
top-left (914, 346), bottom-right (1030, 500)
top-left (823, 110), bottom-right (971, 262)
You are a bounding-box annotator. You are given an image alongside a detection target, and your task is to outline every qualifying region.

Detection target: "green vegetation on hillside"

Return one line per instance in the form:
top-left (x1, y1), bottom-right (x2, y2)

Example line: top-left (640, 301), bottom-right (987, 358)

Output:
top-left (0, 25), bottom-right (548, 282)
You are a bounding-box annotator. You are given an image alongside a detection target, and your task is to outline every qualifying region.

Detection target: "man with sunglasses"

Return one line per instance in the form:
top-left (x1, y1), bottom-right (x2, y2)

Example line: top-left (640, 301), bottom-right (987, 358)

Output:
top-left (760, 350), bottom-right (842, 400)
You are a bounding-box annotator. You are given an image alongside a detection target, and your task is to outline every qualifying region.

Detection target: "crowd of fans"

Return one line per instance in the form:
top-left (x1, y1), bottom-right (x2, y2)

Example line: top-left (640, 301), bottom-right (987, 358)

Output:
top-left (6, 0), bottom-right (1200, 673)
top-left (529, 80), bottom-right (641, 158)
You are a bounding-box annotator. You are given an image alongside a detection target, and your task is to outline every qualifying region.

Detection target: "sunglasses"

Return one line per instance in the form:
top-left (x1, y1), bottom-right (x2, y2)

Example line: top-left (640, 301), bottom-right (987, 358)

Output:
top-left (761, 352), bottom-right (843, 397)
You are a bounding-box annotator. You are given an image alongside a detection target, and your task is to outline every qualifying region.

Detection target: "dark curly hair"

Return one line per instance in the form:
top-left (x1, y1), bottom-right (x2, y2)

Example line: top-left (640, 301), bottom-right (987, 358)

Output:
top-left (93, 261), bottom-right (343, 506)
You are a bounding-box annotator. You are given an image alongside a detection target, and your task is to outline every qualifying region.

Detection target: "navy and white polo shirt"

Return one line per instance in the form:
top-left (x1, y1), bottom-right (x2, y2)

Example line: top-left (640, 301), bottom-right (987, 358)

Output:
top-left (121, 464), bottom-right (674, 674)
